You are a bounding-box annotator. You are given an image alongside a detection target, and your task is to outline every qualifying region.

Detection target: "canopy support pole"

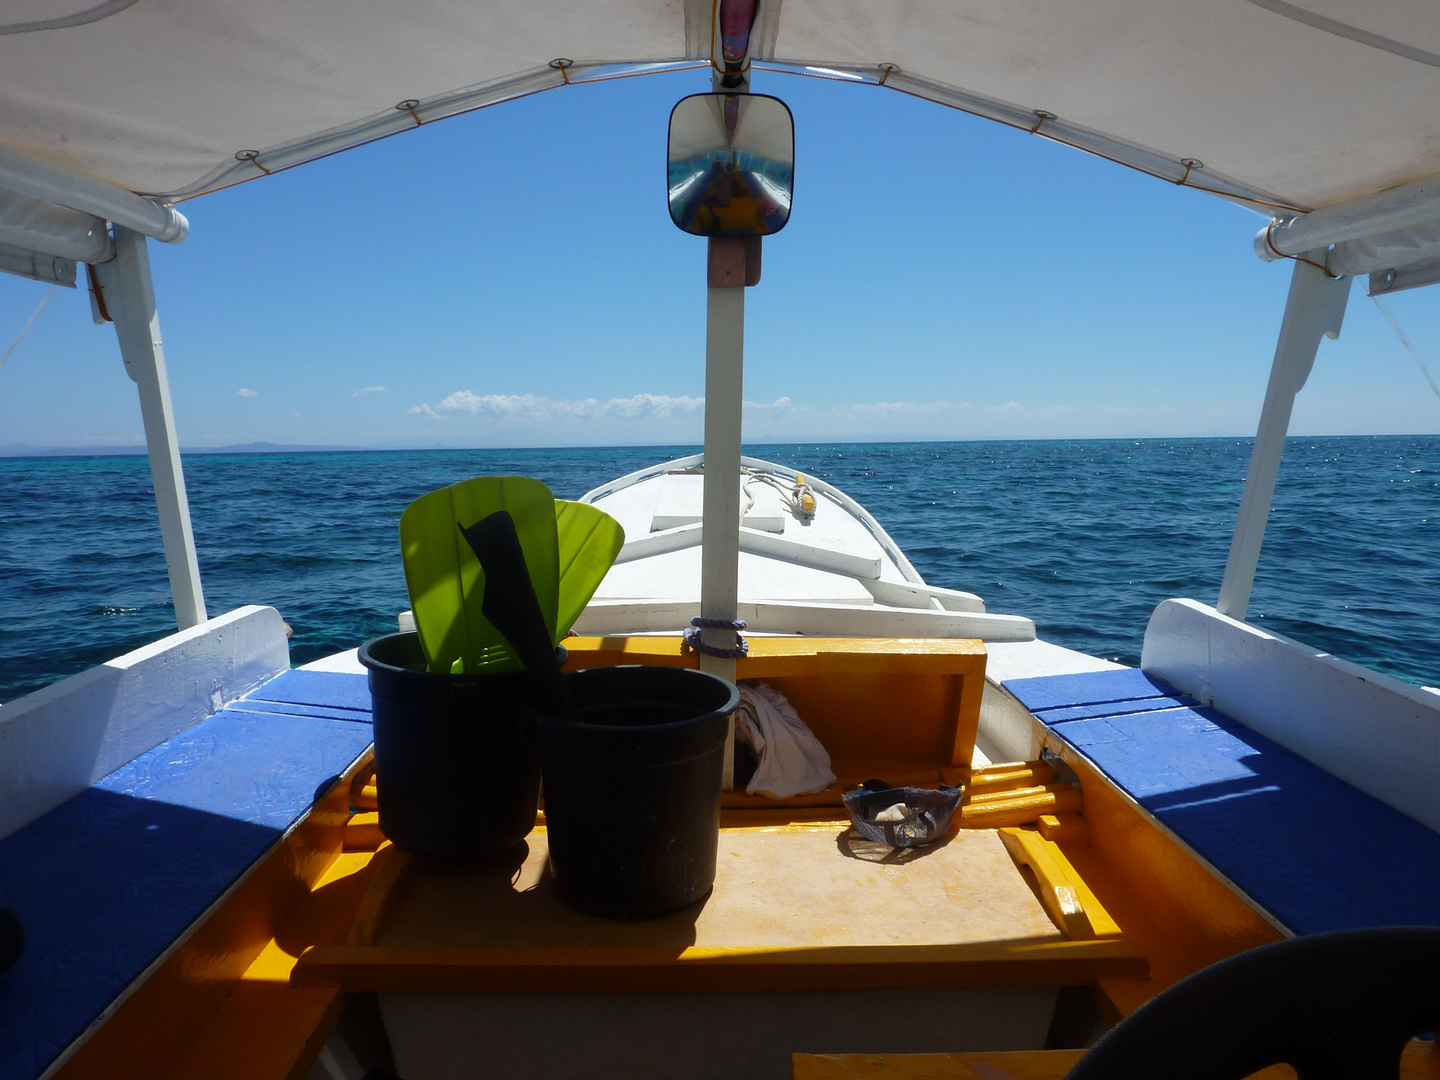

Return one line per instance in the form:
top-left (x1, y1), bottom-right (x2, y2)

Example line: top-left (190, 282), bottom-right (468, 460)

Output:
top-left (700, 236), bottom-right (760, 789)
top-left (0, 145), bottom-right (188, 244)
top-left (1217, 257), bottom-right (1349, 621)
top-left (93, 226), bottom-right (207, 629)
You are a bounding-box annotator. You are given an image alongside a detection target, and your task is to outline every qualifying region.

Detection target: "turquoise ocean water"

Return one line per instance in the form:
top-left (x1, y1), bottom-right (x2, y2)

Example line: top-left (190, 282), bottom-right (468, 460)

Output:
top-left (2, 436), bottom-right (1437, 703)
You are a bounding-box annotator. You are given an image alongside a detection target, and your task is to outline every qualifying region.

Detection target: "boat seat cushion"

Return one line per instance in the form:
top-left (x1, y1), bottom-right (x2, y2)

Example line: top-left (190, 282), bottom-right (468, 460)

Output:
top-left (1003, 668), bottom-right (1440, 936)
top-left (0, 669), bottom-right (373, 1080)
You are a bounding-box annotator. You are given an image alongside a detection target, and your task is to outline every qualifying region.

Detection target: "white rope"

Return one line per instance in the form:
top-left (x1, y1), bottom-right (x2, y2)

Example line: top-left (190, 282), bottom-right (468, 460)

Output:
top-left (0, 284), bottom-right (59, 372)
top-left (1373, 294), bottom-right (1440, 403)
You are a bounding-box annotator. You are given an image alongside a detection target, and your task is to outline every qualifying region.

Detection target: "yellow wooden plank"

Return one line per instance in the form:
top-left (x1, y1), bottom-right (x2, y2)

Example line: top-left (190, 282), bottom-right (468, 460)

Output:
top-left (1400, 1039), bottom-right (1440, 1078)
top-left (567, 636), bottom-right (986, 765)
top-left (793, 1040), bottom-right (1440, 1080)
top-left (158, 847), bottom-right (398, 1080)
top-left (695, 759), bottom-right (1057, 813)
top-left (372, 826), bottom-right (1062, 952)
top-left (291, 938), bottom-right (1148, 993)
top-left (162, 980), bottom-right (343, 1080)
top-left (961, 763), bottom-right (1057, 795)
top-left (348, 759), bottom-right (377, 811)
top-left (793, 1049), bottom-right (1086, 1080)
top-left (294, 823), bottom-right (1146, 992)
top-left (1037, 814), bottom-right (1091, 845)
top-left (566, 635), bottom-right (986, 672)
top-left (342, 811), bottom-right (387, 852)
top-left (1046, 856), bottom-right (1122, 940)
top-left (1045, 742), bottom-right (1284, 1019)
top-left (967, 784), bottom-right (1072, 806)
top-left (346, 844), bottom-right (411, 947)
top-left (960, 788), bottom-right (1083, 828)
top-left (999, 828), bottom-right (1095, 939)
top-left (999, 828), bottom-right (1122, 941)
top-left (952, 662), bottom-right (987, 767)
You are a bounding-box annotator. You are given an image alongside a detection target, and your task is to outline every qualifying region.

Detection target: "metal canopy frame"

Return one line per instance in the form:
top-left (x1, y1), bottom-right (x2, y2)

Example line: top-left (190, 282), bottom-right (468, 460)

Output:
top-left (89, 228), bottom-right (207, 630)
top-left (1217, 257), bottom-right (1351, 622)
top-left (12, 0), bottom-right (1440, 639)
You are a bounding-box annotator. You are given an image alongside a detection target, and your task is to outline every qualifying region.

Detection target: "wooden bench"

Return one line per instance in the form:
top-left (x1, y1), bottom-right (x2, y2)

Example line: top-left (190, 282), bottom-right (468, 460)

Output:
top-left (1003, 667), bottom-right (1440, 935)
top-left (0, 669), bottom-right (375, 1080)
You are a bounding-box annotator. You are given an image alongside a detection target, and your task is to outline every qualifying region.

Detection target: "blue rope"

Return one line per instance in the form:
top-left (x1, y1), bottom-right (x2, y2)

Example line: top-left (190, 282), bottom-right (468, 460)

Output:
top-left (683, 617), bottom-right (749, 658)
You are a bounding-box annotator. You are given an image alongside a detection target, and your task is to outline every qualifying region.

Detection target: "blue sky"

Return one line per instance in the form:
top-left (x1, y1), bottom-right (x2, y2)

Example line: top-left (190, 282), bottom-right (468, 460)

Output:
top-left (2, 66), bottom-right (1440, 450)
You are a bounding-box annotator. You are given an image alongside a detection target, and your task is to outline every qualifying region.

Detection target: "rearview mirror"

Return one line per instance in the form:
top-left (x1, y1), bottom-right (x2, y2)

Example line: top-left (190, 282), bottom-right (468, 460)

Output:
top-left (667, 93), bottom-right (794, 237)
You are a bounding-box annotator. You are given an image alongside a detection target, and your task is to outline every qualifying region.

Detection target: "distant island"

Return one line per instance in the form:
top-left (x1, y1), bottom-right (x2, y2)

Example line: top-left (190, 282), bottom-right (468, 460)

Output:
top-left (0, 441), bottom-right (368, 457)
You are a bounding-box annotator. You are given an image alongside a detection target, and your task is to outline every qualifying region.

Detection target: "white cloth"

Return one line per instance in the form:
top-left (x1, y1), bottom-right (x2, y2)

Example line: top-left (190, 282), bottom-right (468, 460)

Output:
top-left (733, 681), bottom-right (836, 799)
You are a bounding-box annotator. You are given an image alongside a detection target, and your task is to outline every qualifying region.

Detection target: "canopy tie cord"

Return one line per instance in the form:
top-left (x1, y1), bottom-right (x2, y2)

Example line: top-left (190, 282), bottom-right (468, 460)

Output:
top-left (684, 617), bottom-right (749, 659)
top-left (1373, 295), bottom-right (1440, 403)
top-left (1029, 110), bottom-right (1056, 134)
top-left (1263, 221), bottom-right (1343, 279)
top-left (1177, 158), bottom-right (1202, 186)
top-left (396, 100), bottom-right (422, 126)
top-left (235, 150), bottom-right (271, 175)
top-left (0, 285), bottom-right (58, 372)
top-left (549, 58), bottom-right (573, 84)
top-left (85, 265), bottom-right (111, 323)
top-left (878, 63), bottom-right (895, 85)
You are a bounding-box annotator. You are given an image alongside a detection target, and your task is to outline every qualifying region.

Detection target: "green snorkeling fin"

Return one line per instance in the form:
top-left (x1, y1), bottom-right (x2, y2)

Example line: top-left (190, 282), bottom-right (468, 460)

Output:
top-left (399, 476), bottom-right (560, 674)
top-left (554, 500), bottom-right (625, 638)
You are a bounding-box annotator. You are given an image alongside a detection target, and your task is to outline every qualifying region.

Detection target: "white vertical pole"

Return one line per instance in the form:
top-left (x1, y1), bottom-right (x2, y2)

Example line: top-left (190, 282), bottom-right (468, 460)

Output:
top-left (1217, 257), bottom-right (1349, 621)
top-left (93, 225), bottom-right (207, 629)
top-left (700, 285), bottom-right (745, 787)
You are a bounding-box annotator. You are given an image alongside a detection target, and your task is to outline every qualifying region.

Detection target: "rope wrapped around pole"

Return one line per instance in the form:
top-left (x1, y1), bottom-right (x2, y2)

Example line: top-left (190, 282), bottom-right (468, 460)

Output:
top-left (683, 617), bottom-right (748, 659)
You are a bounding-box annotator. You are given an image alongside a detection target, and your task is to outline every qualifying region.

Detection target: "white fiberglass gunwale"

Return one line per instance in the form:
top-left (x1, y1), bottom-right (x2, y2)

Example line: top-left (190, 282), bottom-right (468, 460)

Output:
top-left (575, 453), bottom-right (1037, 642)
top-left (581, 452), bottom-right (926, 584)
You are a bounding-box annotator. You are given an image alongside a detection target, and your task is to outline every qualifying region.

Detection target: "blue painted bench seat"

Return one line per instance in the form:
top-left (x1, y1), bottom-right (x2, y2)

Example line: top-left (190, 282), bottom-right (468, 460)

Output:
top-left (1004, 668), bottom-right (1440, 936)
top-left (0, 669), bottom-right (374, 1080)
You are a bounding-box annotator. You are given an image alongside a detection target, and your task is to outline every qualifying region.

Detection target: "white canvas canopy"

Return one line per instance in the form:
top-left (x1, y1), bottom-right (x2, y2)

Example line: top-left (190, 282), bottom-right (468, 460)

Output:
top-left (1, 0), bottom-right (1438, 214)
top-left (1, 0), bottom-right (1437, 644)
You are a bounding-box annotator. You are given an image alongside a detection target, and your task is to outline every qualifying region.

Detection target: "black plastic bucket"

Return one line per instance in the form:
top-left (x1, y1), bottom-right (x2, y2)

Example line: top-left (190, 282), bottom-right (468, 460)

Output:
top-left (535, 665), bottom-right (739, 919)
top-left (358, 631), bottom-right (542, 857)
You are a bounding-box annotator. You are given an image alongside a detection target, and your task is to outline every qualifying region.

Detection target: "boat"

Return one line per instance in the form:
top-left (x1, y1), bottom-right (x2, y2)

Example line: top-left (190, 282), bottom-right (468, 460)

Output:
top-left (3, 2), bottom-right (1440, 1079)
top-left (571, 453), bottom-right (1036, 643)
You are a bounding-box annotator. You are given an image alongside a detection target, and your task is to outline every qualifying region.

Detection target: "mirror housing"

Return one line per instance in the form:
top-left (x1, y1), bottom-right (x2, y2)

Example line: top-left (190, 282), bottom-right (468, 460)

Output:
top-left (667, 93), bottom-right (794, 237)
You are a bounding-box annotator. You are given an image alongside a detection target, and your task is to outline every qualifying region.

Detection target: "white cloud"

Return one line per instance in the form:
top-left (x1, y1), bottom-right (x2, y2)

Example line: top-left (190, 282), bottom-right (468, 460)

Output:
top-left (408, 391), bottom-right (705, 423)
top-left (237, 388), bottom-right (258, 398)
top-left (400, 390), bottom-right (1238, 440)
top-left (352, 386), bottom-right (388, 397)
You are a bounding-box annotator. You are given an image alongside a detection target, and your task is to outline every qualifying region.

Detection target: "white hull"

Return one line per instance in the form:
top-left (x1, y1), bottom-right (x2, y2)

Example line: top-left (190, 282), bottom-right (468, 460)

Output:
top-left (578, 454), bottom-right (1035, 642)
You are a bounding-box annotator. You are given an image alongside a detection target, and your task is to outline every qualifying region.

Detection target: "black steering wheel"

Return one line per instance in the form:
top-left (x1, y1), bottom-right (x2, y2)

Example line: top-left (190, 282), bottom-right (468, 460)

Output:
top-left (1065, 928), bottom-right (1440, 1080)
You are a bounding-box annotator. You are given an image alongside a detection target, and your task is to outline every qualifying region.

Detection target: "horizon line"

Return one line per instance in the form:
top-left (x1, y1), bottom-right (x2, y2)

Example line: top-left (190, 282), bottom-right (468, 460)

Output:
top-left (1, 431), bottom-right (1433, 460)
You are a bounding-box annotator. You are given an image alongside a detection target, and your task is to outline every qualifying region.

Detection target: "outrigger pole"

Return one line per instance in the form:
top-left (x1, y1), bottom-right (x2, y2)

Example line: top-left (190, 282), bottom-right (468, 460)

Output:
top-left (1217, 256), bottom-right (1350, 621)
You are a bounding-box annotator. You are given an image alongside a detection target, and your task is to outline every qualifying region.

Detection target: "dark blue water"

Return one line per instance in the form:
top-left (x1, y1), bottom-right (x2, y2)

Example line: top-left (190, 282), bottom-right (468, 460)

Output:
top-left (2, 437), bottom-right (1437, 703)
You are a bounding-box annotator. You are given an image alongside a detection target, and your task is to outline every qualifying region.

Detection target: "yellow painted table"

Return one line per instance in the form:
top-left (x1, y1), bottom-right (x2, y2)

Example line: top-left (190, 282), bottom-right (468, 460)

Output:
top-left (293, 820), bottom-right (1145, 1080)
top-left (295, 822), bottom-right (1143, 991)
top-left (287, 635), bottom-right (1145, 1080)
